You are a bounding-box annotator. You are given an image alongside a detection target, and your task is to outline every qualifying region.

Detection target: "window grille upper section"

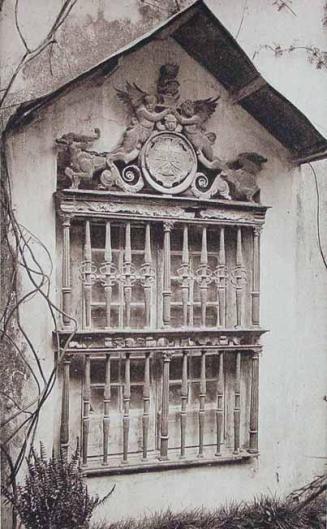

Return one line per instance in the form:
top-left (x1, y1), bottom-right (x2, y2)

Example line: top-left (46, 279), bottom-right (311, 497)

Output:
top-left (68, 220), bottom-right (254, 331)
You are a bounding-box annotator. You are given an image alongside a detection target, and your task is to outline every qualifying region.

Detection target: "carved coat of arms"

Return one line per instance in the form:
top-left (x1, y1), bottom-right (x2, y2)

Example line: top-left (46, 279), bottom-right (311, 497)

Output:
top-left (56, 64), bottom-right (267, 202)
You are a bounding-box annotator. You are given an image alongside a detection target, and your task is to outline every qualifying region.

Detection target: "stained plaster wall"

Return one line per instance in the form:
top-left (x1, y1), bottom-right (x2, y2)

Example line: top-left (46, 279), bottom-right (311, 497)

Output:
top-left (5, 37), bottom-right (327, 522)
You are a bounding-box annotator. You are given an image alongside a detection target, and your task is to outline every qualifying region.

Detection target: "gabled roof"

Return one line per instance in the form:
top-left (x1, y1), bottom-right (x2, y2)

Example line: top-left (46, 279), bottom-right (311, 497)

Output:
top-left (6, 0), bottom-right (327, 164)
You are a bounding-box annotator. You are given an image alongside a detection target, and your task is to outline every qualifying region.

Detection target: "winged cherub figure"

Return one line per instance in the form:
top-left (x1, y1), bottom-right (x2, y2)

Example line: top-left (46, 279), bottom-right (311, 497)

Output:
top-left (175, 97), bottom-right (220, 159)
top-left (108, 82), bottom-right (170, 164)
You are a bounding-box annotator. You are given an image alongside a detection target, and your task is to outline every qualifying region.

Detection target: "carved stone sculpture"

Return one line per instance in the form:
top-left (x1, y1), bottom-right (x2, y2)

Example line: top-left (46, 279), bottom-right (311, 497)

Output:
top-left (156, 113), bottom-right (182, 132)
top-left (56, 128), bottom-right (107, 189)
top-left (55, 64), bottom-right (268, 202)
top-left (157, 63), bottom-right (180, 107)
top-left (224, 152), bottom-right (267, 202)
top-left (99, 163), bottom-right (145, 193)
top-left (107, 83), bottom-right (170, 164)
top-left (174, 98), bottom-right (220, 158)
top-left (191, 172), bottom-right (231, 200)
top-left (140, 132), bottom-right (197, 194)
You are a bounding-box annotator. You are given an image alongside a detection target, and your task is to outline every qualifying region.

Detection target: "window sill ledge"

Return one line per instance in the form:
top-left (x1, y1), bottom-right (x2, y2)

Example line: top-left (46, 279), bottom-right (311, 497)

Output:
top-left (82, 451), bottom-right (257, 477)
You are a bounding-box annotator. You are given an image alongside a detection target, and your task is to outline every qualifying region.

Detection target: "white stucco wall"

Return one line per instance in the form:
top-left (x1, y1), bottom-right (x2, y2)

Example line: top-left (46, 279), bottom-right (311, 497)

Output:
top-left (5, 34), bottom-right (327, 523)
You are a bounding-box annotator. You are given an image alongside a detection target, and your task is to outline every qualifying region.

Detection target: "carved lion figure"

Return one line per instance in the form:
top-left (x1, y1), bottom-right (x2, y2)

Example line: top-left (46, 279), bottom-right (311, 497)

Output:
top-left (56, 128), bottom-right (108, 189)
top-left (224, 152), bottom-right (267, 202)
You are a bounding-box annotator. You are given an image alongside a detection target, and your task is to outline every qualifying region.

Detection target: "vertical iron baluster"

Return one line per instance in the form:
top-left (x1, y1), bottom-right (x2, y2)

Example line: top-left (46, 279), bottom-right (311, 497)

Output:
top-left (62, 216), bottom-right (72, 328)
top-left (82, 355), bottom-right (90, 466)
top-left (118, 227), bottom-right (124, 327)
top-left (195, 227), bottom-right (211, 327)
top-left (83, 221), bottom-right (92, 329)
top-left (216, 227), bottom-right (227, 327)
top-left (163, 222), bottom-right (173, 327)
top-left (200, 227), bottom-right (208, 326)
top-left (233, 351), bottom-right (241, 454)
top-left (180, 351), bottom-right (188, 458)
top-left (101, 222), bottom-right (116, 330)
top-left (123, 223), bottom-right (132, 327)
top-left (249, 352), bottom-right (259, 453)
top-left (252, 227), bottom-right (261, 326)
top-left (103, 354), bottom-right (111, 465)
top-left (198, 350), bottom-right (206, 457)
top-left (60, 356), bottom-right (71, 453)
top-left (160, 352), bottom-right (171, 460)
top-left (189, 261), bottom-right (194, 327)
top-left (179, 226), bottom-right (190, 326)
top-left (233, 227), bottom-right (246, 327)
top-left (142, 352), bottom-right (150, 460)
top-left (215, 352), bottom-right (224, 456)
top-left (141, 224), bottom-right (155, 327)
top-left (122, 353), bottom-right (131, 463)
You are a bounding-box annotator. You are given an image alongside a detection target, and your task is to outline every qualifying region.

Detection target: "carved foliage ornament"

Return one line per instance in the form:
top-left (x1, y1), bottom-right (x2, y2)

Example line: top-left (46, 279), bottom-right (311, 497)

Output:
top-left (56, 64), bottom-right (267, 202)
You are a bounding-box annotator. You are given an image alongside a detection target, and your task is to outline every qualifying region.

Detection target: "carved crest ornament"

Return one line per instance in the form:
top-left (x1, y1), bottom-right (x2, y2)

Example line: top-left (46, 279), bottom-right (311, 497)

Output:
top-left (56, 64), bottom-right (267, 202)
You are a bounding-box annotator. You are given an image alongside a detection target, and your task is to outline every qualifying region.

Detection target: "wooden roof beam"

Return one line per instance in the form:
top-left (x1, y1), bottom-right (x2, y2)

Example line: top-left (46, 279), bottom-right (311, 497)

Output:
top-left (292, 149), bottom-right (327, 165)
top-left (230, 76), bottom-right (266, 104)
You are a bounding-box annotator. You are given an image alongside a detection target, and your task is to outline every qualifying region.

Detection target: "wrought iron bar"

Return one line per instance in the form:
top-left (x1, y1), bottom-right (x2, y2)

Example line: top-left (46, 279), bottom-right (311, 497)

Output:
top-left (215, 227), bottom-right (227, 327)
top-left (215, 351), bottom-right (224, 456)
top-left (249, 353), bottom-right (259, 453)
top-left (195, 227), bottom-right (212, 327)
top-left (233, 351), bottom-right (241, 454)
top-left (62, 216), bottom-right (72, 329)
top-left (232, 227), bottom-right (247, 327)
top-left (122, 352), bottom-right (131, 463)
top-left (80, 221), bottom-right (97, 329)
top-left (123, 223), bottom-right (133, 327)
top-left (60, 356), bottom-right (71, 452)
top-left (140, 224), bottom-right (155, 327)
top-left (100, 222), bottom-right (117, 330)
top-left (82, 354), bottom-right (90, 465)
top-left (142, 352), bottom-right (150, 460)
top-left (103, 353), bottom-right (111, 465)
top-left (163, 222), bottom-right (173, 326)
top-left (180, 350), bottom-right (188, 458)
top-left (177, 226), bottom-right (191, 326)
top-left (198, 350), bottom-right (206, 457)
top-left (160, 352), bottom-right (171, 460)
top-left (251, 226), bottom-right (261, 326)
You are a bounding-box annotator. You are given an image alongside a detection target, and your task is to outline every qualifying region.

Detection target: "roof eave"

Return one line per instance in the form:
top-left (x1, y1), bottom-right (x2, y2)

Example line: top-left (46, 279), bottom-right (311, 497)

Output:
top-left (5, 0), bottom-right (327, 163)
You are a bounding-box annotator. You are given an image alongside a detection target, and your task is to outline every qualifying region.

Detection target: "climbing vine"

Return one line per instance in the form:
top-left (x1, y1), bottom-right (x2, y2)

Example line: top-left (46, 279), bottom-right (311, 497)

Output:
top-left (0, 2), bottom-right (79, 527)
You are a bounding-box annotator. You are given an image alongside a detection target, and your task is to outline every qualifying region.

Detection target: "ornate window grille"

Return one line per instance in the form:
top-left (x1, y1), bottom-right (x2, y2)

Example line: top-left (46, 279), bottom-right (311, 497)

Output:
top-left (56, 196), bottom-right (266, 474)
top-left (55, 61), bottom-right (267, 475)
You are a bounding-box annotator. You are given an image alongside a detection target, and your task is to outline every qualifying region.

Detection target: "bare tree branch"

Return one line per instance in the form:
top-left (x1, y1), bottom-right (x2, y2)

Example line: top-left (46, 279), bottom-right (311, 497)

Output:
top-left (14, 0), bottom-right (30, 53)
top-left (0, 0), bottom-right (79, 108)
top-left (272, 0), bottom-right (297, 16)
top-left (235, 0), bottom-right (248, 40)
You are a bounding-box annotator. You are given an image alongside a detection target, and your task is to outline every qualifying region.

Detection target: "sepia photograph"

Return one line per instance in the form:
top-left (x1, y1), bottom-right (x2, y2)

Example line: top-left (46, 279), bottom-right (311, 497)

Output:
top-left (0, 1), bottom-right (326, 528)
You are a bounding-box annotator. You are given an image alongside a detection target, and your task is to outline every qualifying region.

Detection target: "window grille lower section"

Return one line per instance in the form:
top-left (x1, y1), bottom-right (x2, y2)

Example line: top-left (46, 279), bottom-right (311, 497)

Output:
top-left (59, 337), bottom-right (260, 474)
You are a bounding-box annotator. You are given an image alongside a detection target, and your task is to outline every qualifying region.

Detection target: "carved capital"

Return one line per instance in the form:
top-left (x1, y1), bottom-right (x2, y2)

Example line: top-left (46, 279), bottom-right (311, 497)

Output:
top-left (60, 214), bottom-right (73, 227)
top-left (163, 220), bottom-right (174, 232)
top-left (253, 226), bottom-right (262, 237)
top-left (162, 351), bottom-right (173, 362)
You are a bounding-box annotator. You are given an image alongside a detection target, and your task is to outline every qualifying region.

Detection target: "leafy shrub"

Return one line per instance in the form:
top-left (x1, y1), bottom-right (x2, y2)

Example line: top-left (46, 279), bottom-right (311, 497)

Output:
top-left (3, 445), bottom-right (114, 529)
top-left (97, 495), bottom-right (326, 529)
